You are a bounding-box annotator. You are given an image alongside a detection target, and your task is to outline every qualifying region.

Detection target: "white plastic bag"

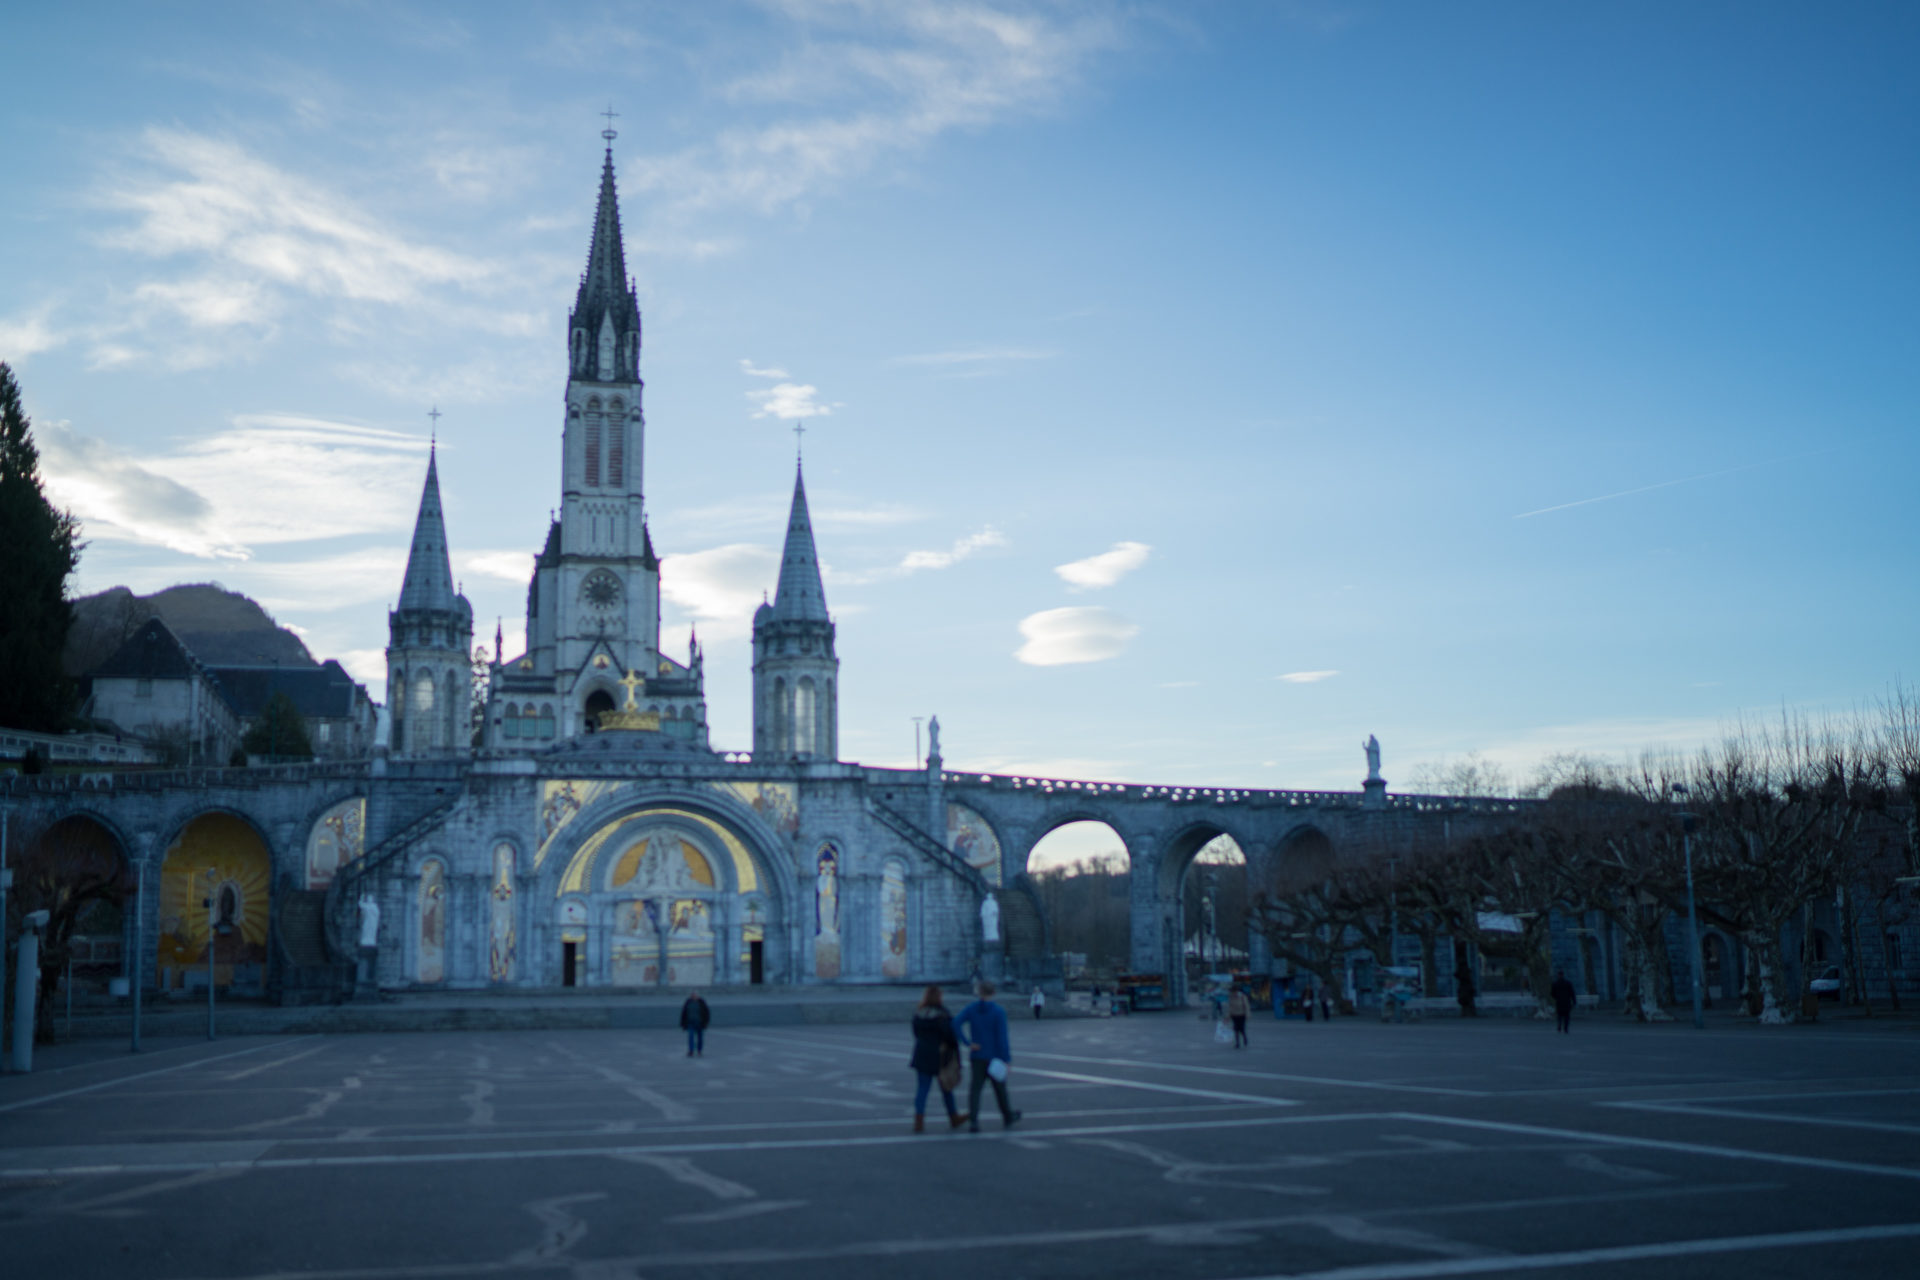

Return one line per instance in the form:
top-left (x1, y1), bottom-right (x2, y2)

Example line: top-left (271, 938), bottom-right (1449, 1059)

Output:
top-left (987, 1057), bottom-right (1009, 1082)
top-left (1213, 1019), bottom-right (1232, 1045)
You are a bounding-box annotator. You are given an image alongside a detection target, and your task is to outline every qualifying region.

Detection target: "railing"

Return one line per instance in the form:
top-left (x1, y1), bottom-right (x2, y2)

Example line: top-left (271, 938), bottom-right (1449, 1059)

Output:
top-left (936, 771), bottom-right (1535, 814)
top-left (322, 794), bottom-right (464, 959)
top-left (6, 759), bottom-right (372, 794)
top-left (867, 797), bottom-right (989, 894)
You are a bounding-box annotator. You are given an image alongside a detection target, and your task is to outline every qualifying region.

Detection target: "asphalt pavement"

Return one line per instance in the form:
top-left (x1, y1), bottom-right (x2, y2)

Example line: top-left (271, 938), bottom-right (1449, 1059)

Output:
top-left (3, 1006), bottom-right (1918, 1279)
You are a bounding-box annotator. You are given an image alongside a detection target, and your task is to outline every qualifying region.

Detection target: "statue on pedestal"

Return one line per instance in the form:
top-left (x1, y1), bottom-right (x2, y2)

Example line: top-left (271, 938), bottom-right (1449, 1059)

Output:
top-left (980, 892), bottom-right (1001, 945)
top-left (357, 893), bottom-right (382, 949)
top-left (1363, 734), bottom-right (1383, 783)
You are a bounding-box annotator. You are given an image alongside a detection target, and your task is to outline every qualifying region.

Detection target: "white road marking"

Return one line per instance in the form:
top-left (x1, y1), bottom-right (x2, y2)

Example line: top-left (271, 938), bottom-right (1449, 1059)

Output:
top-left (223, 1042), bottom-right (331, 1080)
top-left (616, 1154), bottom-right (757, 1200)
top-left (1604, 1099), bottom-right (1920, 1136)
top-left (1023, 1066), bottom-right (1300, 1107)
top-left (510, 1192), bottom-right (603, 1264)
top-left (0, 1039), bottom-right (314, 1114)
top-left (665, 1199), bottom-right (807, 1225)
top-left (0, 1112), bottom-right (1378, 1180)
top-left (1228, 1220), bottom-right (1920, 1280)
top-left (1394, 1111), bottom-right (1920, 1182)
top-left (1018, 1050), bottom-right (1488, 1098)
top-left (1562, 1152), bottom-right (1667, 1183)
top-left (462, 1079), bottom-right (496, 1127)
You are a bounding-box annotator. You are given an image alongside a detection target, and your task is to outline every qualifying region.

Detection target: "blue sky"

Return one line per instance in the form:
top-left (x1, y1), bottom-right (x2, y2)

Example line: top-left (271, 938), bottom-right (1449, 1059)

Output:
top-left (3, 1), bottom-right (1915, 798)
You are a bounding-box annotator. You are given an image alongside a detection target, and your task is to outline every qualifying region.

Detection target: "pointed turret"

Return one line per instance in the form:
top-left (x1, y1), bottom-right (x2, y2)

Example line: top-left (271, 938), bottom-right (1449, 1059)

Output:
top-left (398, 446), bottom-right (457, 612)
top-left (771, 464), bottom-right (829, 622)
top-left (387, 442), bottom-right (473, 756)
top-left (753, 461), bottom-right (838, 761)
top-left (568, 142), bottom-right (642, 383)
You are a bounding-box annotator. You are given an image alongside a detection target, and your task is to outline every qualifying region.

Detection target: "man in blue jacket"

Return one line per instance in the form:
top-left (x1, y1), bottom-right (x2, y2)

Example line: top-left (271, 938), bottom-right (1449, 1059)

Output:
top-left (953, 981), bottom-right (1022, 1132)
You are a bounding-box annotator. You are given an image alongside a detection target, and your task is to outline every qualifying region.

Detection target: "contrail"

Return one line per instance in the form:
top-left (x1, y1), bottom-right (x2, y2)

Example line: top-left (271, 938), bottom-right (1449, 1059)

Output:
top-left (1513, 451), bottom-right (1828, 520)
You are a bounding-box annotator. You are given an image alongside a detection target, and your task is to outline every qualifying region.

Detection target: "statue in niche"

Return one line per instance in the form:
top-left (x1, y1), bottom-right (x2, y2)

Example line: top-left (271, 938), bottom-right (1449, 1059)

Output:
top-left (357, 893), bottom-right (381, 949)
top-left (980, 893), bottom-right (1001, 945)
top-left (1364, 734), bottom-right (1383, 783)
top-left (813, 848), bottom-right (841, 979)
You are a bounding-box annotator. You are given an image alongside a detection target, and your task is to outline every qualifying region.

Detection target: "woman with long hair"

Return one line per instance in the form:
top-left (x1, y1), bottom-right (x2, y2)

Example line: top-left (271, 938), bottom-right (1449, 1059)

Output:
top-left (909, 984), bottom-right (966, 1132)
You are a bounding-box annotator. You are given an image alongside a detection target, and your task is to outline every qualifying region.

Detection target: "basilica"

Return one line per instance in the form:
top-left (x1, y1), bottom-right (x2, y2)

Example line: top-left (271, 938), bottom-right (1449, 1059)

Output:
top-left (352, 136), bottom-right (982, 992)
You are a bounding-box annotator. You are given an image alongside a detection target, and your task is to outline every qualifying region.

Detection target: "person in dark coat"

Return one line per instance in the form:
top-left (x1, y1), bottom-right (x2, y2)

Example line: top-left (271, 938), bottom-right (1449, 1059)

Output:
top-left (1227, 986), bottom-right (1251, 1048)
top-left (953, 981), bottom-right (1021, 1132)
top-left (1550, 971), bottom-right (1577, 1033)
top-left (1318, 987), bottom-right (1332, 1021)
top-left (909, 985), bottom-right (965, 1132)
top-left (680, 990), bottom-right (711, 1056)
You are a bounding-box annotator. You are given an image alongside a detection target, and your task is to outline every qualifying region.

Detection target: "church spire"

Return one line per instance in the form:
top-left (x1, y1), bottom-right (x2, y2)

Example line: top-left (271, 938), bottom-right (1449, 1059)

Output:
top-left (398, 445), bottom-right (458, 613)
top-left (771, 462), bottom-right (829, 622)
top-left (575, 144), bottom-right (631, 320)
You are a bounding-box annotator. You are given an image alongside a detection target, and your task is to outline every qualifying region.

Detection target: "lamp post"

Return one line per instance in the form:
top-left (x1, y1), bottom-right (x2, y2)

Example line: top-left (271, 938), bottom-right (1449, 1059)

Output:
top-left (1674, 783), bottom-right (1705, 1031)
top-left (130, 854), bottom-right (147, 1053)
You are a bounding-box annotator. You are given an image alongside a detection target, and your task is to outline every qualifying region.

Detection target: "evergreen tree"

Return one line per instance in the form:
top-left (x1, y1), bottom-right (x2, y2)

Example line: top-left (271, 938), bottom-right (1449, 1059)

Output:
top-left (241, 691), bottom-right (314, 761)
top-left (0, 362), bottom-right (81, 731)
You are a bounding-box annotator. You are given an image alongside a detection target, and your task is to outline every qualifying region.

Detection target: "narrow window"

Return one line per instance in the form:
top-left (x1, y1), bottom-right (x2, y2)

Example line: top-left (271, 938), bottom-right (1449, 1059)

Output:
top-left (584, 412), bottom-right (601, 487)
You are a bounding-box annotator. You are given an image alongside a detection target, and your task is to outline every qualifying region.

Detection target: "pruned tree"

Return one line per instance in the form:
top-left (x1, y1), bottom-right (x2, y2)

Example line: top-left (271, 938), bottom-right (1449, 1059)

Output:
top-left (241, 691), bottom-right (313, 761)
top-left (8, 817), bottom-right (132, 1043)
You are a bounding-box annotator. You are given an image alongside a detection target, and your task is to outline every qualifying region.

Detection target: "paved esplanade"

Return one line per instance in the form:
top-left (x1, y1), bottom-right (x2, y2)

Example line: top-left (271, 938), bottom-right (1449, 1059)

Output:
top-left (3, 1016), bottom-right (1918, 1279)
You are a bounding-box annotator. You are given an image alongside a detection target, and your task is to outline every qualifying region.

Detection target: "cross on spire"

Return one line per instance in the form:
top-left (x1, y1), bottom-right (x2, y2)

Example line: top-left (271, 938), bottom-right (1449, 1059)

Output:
top-left (601, 105), bottom-right (619, 144)
top-left (793, 421), bottom-right (806, 462)
top-left (428, 405), bottom-right (442, 447)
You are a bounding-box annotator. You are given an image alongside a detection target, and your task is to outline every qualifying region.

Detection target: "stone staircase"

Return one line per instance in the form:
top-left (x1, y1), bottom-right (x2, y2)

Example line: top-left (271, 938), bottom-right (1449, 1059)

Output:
top-left (866, 797), bottom-right (988, 893)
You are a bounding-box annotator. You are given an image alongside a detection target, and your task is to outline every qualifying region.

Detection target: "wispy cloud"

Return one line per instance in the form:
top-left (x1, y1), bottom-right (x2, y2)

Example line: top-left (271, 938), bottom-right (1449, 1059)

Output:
top-left (660, 544), bottom-right (782, 642)
top-left (1055, 540), bottom-right (1150, 590)
top-left (832, 526), bottom-right (1006, 585)
top-left (94, 127), bottom-right (496, 367)
top-left (628, 3), bottom-right (1125, 220)
top-left (748, 381), bottom-right (836, 420)
top-left (1015, 606), bottom-right (1138, 666)
top-left (459, 550), bottom-right (535, 584)
top-left (1278, 670), bottom-right (1339, 683)
top-left (40, 415), bottom-right (427, 560)
top-left (0, 306), bottom-right (65, 364)
top-left (739, 358), bottom-right (790, 379)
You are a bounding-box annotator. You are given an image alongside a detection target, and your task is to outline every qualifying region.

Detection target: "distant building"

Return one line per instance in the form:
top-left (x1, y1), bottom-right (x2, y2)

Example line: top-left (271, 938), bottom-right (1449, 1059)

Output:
top-left (83, 618), bottom-right (242, 765)
top-left (208, 662), bottom-right (378, 761)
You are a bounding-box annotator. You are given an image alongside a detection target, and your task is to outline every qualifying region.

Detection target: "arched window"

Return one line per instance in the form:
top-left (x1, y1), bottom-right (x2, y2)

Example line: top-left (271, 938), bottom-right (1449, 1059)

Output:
top-left (445, 670), bottom-right (460, 748)
top-left (538, 704), bottom-right (556, 739)
top-left (411, 672), bottom-right (436, 752)
top-left (796, 677), bottom-right (817, 756)
top-left (772, 678), bottom-right (788, 753)
top-left (390, 666), bottom-right (406, 745)
top-left (607, 419), bottom-right (624, 487)
top-left (504, 705), bottom-right (520, 739)
top-left (584, 689), bottom-right (615, 732)
top-left (584, 401), bottom-right (602, 487)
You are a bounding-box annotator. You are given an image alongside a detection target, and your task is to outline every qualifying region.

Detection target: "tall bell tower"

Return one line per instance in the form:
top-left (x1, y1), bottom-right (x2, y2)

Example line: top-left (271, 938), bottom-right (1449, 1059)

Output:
top-left (484, 121), bottom-right (707, 748)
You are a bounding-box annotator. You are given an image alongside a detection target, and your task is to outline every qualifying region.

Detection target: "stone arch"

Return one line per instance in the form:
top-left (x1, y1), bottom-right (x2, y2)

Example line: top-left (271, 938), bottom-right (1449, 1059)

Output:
top-left (156, 810), bottom-right (273, 994)
top-left (796, 677), bottom-right (817, 755)
top-left (583, 687), bottom-right (616, 731)
top-left (772, 677), bottom-right (789, 752)
top-left (1270, 824), bottom-right (1337, 886)
top-left (303, 796), bottom-right (368, 889)
top-left (533, 784), bottom-right (793, 987)
top-left (1022, 818), bottom-right (1131, 979)
top-left (22, 814), bottom-right (131, 994)
top-left (389, 664), bottom-right (406, 747)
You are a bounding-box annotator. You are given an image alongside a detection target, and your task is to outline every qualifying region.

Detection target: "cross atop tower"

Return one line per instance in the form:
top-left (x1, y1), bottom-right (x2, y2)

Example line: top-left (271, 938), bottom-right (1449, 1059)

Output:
top-left (601, 105), bottom-right (619, 145)
top-left (793, 421), bottom-right (805, 462)
top-left (428, 405), bottom-right (441, 447)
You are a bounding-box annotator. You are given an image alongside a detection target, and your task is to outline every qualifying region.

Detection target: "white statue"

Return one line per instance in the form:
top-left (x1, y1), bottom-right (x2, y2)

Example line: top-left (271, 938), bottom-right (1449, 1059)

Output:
top-left (357, 893), bottom-right (381, 949)
top-left (1364, 734), bottom-right (1382, 783)
top-left (928, 715), bottom-right (941, 762)
top-left (980, 893), bottom-right (1001, 945)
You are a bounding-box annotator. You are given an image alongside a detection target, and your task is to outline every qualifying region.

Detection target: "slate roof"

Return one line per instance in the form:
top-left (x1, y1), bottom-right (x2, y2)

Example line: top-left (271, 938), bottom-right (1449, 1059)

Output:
top-left (91, 618), bottom-right (203, 681)
top-left (208, 661), bottom-right (366, 720)
top-left (770, 464), bottom-right (829, 623)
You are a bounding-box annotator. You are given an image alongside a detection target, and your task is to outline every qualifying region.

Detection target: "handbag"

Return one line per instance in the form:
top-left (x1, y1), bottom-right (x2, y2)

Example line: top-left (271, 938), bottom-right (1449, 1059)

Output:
top-left (938, 1046), bottom-right (962, 1092)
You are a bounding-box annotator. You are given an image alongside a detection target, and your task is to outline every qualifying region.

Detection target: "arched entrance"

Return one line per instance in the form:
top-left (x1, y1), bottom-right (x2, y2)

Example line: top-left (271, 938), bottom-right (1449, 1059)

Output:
top-left (551, 802), bottom-right (780, 987)
top-left (584, 689), bottom-right (615, 732)
top-left (1026, 821), bottom-right (1130, 981)
top-left (18, 815), bottom-right (131, 1002)
top-left (1181, 835), bottom-right (1249, 980)
top-left (157, 813), bottom-right (271, 995)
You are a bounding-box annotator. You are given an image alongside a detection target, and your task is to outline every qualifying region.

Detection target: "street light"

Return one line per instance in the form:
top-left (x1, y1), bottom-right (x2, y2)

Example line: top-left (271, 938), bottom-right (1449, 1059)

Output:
top-left (1673, 782), bottom-right (1705, 1031)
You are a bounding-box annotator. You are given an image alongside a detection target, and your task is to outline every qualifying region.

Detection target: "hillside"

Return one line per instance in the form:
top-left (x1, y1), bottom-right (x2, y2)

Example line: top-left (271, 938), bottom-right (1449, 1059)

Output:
top-left (65, 584), bottom-right (316, 676)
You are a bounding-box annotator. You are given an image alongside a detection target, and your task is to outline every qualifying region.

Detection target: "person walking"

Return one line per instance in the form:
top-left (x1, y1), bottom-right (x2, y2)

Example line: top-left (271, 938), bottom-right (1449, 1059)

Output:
top-left (954, 981), bottom-right (1021, 1132)
top-left (1550, 970), bottom-right (1576, 1034)
top-left (1318, 987), bottom-right (1332, 1022)
top-left (909, 985), bottom-right (966, 1133)
top-left (1227, 986), bottom-right (1251, 1048)
top-left (1030, 986), bottom-right (1046, 1019)
top-left (680, 990), bottom-right (711, 1057)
